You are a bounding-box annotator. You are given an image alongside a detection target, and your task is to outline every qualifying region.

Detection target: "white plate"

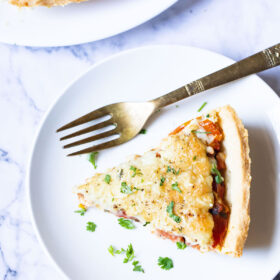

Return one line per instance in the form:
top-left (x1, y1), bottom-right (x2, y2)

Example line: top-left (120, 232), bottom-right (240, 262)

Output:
top-left (28, 45), bottom-right (280, 280)
top-left (0, 0), bottom-right (176, 47)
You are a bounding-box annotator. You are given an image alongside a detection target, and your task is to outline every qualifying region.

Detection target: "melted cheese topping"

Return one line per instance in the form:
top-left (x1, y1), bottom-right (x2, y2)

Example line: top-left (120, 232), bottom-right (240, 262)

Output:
top-left (75, 113), bottom-right (218, 250)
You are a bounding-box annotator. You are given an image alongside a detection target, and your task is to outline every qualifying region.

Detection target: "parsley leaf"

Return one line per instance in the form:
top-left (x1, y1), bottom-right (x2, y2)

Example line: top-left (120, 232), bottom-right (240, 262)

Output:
top-left (160, 176), bottom-right (165, 186)
top-left (118, 218), bottom-right (135, 229)
top-left (158, 257), bottom-right (173, 270)
top-left (132, 261), bottom-right (144, 273)
top-left (130, 166), bottom-right (142, 177)
top-left (198, 102), bottom-right (207, 112)
top-left (86, 221), bottom-right (96, 232)
top-left (123, 243), bottom-right (134, 263)
top-left (104, 174), bottom-right (111, 184)
top-left (108, 245), bottom-right (115, 256)
top-left (120, 182), bottom-right (134, 194)
top-left (88, 152), bottom-right (98, 169)
top-left (193, 155), bottom-right (197, 161)
top-left (172, 182), bottom-right (182, 193)
top-left (74, 205), bottom-right (87, 216)
top-left (143, 221), bottom-right (150, 226)
top-left (191, 130), bottom-right (212, 134)
top-left (206, 114), bottom-right (210, 118)
top-left (167, 166), bottom-right (180, 175)
top-left (139, 129), bottom-right (147, 134)
top-left (166, 201), bottom-right (181, 223)
top-left (211, 163), bottom-right (224, 184)
top-left (176, 241), bottom-right (187, 250)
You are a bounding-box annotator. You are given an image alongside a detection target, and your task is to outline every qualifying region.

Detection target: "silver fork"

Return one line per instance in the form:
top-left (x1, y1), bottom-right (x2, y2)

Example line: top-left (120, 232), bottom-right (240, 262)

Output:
top-left (57, 43), bottom-right (280, 156)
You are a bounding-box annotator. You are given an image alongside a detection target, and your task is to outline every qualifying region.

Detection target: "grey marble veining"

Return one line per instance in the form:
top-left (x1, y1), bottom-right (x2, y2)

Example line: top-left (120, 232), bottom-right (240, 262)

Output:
top-left (0, 0), bottom-right (280, 279)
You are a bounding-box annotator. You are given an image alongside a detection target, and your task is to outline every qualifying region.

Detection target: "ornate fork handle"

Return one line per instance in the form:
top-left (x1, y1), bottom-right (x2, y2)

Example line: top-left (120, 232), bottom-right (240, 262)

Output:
top-left (152, 43), bottom-right (280, 108)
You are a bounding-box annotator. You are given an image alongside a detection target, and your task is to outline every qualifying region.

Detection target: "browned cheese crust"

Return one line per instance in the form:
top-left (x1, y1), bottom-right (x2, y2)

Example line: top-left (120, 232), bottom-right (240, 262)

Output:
top-left (217, 105), bottom-right (251, 257)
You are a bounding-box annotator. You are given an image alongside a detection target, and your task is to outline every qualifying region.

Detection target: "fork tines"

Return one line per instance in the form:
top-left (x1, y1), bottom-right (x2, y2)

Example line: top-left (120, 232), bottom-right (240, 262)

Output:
top-left (57, 107), bottom-right (120, 156)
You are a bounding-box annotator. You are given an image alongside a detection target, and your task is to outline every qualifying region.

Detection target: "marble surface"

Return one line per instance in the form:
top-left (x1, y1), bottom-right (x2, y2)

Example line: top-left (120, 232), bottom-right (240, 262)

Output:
top-left (0, 0), bottom-right (280, 279)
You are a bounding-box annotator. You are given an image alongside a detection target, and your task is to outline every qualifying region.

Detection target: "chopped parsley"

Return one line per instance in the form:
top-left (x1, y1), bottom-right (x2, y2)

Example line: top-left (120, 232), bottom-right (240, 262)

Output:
top-left (108, 244), bottom-right (145, 273)
top-left (108, 245), bottom-right (115, 256)
top-left (206, 114), bottom-right (210, 118)
top-left (211, 163), bottom-right (224, 184)
top-left (120, 182), bottom-right (134, 194)
top-left (191, 130), bottom-right (212, 134)
top-left (86, 221), bottom-right (96, 232)
top-left (193, 155), bottom-right (197, 161)
top-left (160, 176), bottom-right (165, 186)
top-left (74, 204), bottom-right (87, 216)
top-left (166, 201), bottom-right (181, 223)
top-left (130, 166), bottom-right (142, 177)
top-left (74, 208), bottom-right (86, 216)
top-left (132, 261), bottom-right (144, 273)
top-left (198, 102), bottom-right (207, 112)
top-left (108, 245), bottom-right (125, 256)
top-left (88, 152), bottom-right (98, 169)
top-left (123, 243), bottom-right (135, 263)
top-left (176, 241), bottom-right (187, 250)
top-left (172, 182), bottom-right (182, 193)
top-left (167, 166), bottom-right (180, 175)
top-left (175, 105), bottom-right (179, 108)
top-left (143, 221), bottom-right (150, 226)
top-left (158, 257), bottom-right (173, 270)
top-left (139, 129), bottom-right (147, 134)
top-left (104, 174), bottom-right (111, 184)
top-left (118, 218), bottom-right (135, 229)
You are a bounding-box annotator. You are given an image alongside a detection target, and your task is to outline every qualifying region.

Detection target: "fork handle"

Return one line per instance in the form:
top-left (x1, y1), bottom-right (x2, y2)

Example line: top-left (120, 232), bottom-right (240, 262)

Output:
top-left (151, 43), bottom-right (280, 108)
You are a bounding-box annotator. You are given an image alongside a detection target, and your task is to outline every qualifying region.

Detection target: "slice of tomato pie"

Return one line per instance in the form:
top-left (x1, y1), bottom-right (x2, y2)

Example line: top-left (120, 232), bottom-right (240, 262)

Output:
top-left (74, 105), bottom-right (251, 257)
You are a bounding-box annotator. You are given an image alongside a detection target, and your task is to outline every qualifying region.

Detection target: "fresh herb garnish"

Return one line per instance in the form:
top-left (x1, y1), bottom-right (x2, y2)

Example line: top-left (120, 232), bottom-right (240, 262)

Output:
top-left (167, 166), bottom-right (180, 175)
top-left (108, 244), bottom-right (145, 273)
top-left (139, 129), bottom-right (147, 134)
top-left (123, 243), bottom-right (135, 263)
top-left (130, 166), bottom-right (142, 177)
top-left (198, 102), bottom-right (207, 112)
top-left (108, 245), bottom-right (115, 256)
top-left (175, 105), bottom-right (179, 108)
top-left (118, 218), bottom-right (135, 229)
top-left (120, 182), bottom-right (134, 194)
top-left (104, 174), bottom-right (111, 184)
top-left (211, 163), bottom-right (224, 184)
top-left (158, 257), bottom-right (173, 270)
top-left (193, 155), bottom-right (197, 161)
top-left (191, 130), bottom-right (212, 134)
top-left (112, 197), bottom-right (115, 202)
top-left (108, 245), bottom-right (125, 256)
top-left (206, 114), bottom-right (210, 118)
top-left (86, 221), bottom-right (96, 232)
top-left (172, 182), bottom-right (182, 193)
top-left (176, 241), bottom-right (187, 250)
top-left (143, 221), bottom-right (150, 226)
top-left (74, 204), bottom-right (87, 216)
top-left (166, 201), bottom-right (181, 223)
top-left (88, 152), bottom-right (98, 169)
top-left (160, 176), bottom-right (165, 186)
top-left (132, 261), bottom-right (144, 272)
top-left (74, 208), bottom-right (86, 216)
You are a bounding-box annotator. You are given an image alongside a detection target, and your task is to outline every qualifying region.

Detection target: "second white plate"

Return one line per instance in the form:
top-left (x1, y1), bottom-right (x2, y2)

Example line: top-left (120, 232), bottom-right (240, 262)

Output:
top-left (28, 45), bottom-right (280, 280)
top-left (0, 0), bottom-right (176, 47)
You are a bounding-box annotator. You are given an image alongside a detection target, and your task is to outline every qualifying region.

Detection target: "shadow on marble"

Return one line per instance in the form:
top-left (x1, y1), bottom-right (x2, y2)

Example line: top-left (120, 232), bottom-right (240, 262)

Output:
top-left (245, 126), bottom-right (277, 249)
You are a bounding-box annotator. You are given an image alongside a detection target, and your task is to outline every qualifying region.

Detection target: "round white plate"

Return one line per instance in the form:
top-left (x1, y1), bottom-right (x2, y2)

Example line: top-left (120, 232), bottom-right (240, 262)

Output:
top-left (28, 45), bottom-right (280, 280)
top-left (0, 0), bottom-right (176, 47)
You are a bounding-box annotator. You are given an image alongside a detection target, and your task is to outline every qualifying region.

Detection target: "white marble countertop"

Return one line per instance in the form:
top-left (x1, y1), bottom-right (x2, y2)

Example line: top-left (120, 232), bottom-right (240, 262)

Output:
top-left (0, 0), bottom-right (280, 279)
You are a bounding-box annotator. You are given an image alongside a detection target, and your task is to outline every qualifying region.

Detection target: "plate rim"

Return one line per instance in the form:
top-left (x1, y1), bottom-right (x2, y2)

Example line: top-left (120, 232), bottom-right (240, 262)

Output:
top-left (0, 0), bottom-right (177, 47)
top-left (26, 44), bottom-right (280, 279)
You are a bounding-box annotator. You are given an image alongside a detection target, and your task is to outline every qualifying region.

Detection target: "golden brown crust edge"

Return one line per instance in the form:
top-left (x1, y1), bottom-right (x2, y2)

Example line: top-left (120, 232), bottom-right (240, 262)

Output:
top-left (216, 105), bottom-right (251, 257)
top-left (10, 0), bottom-right (86, 7)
